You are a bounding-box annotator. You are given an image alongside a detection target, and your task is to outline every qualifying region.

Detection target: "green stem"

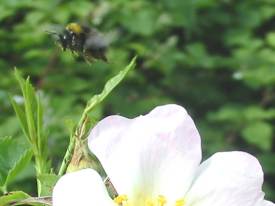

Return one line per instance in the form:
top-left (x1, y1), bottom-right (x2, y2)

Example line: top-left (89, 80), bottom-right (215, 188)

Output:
top-left (35, 159), bottom-right (42, 196)
top-left (0, 185), bottom-right (8, 194)
top-left (58, 112), bottom-right (88, 176)
top-left (34, 153), bottom-right (47, 196)
top-left (58, 135), bottom-right (76, 176)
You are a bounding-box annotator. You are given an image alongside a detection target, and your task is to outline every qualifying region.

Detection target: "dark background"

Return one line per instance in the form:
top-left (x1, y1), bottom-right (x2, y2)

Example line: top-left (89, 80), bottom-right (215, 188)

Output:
top-left (0, 0), bottom-right (274, 200)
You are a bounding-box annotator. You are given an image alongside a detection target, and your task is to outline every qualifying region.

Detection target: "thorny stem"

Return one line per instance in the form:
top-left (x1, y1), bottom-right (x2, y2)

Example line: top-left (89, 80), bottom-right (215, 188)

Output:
top-left (58, 113), bottom-right (90, 176)
top-left (57, 135), bottom-right (75, 176)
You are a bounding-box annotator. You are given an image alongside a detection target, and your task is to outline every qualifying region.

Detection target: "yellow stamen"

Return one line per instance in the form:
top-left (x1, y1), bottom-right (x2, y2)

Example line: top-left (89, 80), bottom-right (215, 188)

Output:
top-left (113, 194), bottom-right (185, 206)
top-left (175, 199), bottom-right (185, 206)
top-left (146, 199), bottom-right (154, 206)
top-left (114, 194), bottom-right (128, 205)
top-left (158, 195), bottom-right (167, 206)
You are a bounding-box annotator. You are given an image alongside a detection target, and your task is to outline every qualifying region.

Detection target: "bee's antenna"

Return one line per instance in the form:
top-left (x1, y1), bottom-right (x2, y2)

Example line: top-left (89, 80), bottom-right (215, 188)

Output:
top-left (45, 30), bottom-right (59, 36)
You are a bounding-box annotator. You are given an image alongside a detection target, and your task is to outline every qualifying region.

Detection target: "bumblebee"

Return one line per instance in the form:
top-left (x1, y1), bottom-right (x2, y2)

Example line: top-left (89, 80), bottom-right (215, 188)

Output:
top-left (49, 23), bottom-right (108, 62)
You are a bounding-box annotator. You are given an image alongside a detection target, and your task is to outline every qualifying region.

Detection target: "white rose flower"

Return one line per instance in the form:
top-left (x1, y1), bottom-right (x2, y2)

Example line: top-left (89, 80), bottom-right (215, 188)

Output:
top-left (53, 104), bottom-right (274, 206)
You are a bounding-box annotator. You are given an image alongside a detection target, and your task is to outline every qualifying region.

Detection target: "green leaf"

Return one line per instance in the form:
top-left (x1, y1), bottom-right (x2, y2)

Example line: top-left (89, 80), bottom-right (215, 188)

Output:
top-left (121, 8), bottom-right (157, 36)
top-left (36, 94), bottom-right (44, 155)
top-left (24, 78), bottom-right (37, 144)
top-left (244, 106), bottom-right (275, 121)
top-left (0, 191), bottom-right (51, 206)
top-left (0, 137), bottom-right (31, 188)
top-left (85, 56), bottom-right (136, 114)
top-left (12, 196), bottom-right (52, 206)
top-left (13, 70), bottom-right (37, 145)
top-left (9, 97), bottom-right (29, 140)
top-left (266, 32), bottom-right (275, 47)
top-left (241, 121), bottom-right (273, 151)
top-left (0, 191), bottom-right (30, 206)
top-left (5, 149), bottom-right (33, 187)
top-left (14, 70), bottom-right (26, 97)
top-left (12, 69), bottom-right (50, 188)
top-left (258, 154), bottom-right (275, 175)
top-left (208, 106), bottom-right (243, 123)
top-left (38, 173), bottom-right (60, 196)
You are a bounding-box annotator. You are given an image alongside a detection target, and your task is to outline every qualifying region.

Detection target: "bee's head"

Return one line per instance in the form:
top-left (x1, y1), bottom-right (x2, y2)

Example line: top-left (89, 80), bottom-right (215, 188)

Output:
top-left (57, 33), bottom-right (68, 51)
top-left (46, 30), bottom-right (68, 51)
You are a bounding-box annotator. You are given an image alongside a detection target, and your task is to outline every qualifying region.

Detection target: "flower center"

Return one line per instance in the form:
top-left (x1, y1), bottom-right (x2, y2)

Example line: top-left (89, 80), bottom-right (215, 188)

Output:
top-left (114, 195), bottom-right (185, 206)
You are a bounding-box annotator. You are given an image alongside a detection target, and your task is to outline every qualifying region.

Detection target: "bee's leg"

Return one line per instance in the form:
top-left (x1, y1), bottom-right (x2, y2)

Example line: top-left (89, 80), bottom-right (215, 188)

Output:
top-left (70, 50), bottom-right (79, 61)
top-left (83, 52), bottom-right (93, 65)
top-left (56, 41), bottom-right (66, 51)
top-left (84, 56), bottom-right (93, 65)
top-left (71, 34), bottom-right (76, 48)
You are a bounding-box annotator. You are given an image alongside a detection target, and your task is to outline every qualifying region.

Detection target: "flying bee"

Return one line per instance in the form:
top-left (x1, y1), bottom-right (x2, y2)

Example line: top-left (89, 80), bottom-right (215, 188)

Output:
top-left (47, 22), bottom-right (108, 62)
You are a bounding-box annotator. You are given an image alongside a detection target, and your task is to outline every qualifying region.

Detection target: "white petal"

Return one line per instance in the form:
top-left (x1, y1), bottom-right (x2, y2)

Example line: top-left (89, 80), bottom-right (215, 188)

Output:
top-left (52, 169), bottom-right (114, 206)
top-left (88, 104), bottom-right (201, 202)
top-left (185, 152), bottom-right (266, 206)
top-left (259, 200), bottom-right (275, 206)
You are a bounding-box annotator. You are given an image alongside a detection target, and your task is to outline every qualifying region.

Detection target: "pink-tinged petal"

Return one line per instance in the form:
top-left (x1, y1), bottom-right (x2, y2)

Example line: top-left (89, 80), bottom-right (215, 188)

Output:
top-left (52, 169), bottom-right (114, 206)
top-left (185, 152), bottom-right (268, 206)
top-left (88, 104), bottom-right (201, 202)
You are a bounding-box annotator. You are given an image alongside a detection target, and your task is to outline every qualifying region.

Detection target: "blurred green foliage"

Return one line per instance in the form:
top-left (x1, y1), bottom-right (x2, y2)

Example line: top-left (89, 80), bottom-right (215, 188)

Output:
top-left (0, 0), bottom-right (274, 201)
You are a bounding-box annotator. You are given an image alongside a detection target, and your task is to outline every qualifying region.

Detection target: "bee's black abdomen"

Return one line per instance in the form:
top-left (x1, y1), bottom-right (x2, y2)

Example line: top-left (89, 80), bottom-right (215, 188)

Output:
top-left (83, 29), bottom-right (108, 61)
top-left (86, 48), bottom-right (108, 62)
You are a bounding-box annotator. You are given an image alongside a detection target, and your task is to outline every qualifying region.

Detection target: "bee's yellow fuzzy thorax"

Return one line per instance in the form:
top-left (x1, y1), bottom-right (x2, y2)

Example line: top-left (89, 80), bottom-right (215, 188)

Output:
top-left (66, 23), bottom-right (83, 34)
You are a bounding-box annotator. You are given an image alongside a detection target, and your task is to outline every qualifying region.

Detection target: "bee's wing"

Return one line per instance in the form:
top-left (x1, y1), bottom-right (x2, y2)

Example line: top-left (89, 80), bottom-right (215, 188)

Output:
top-left (44, 24), bottom-right (65, 43)
top-left (84, 29), bottom-right (108, 61)
top-left (84, 29), bottom-right (108, 50)
top-left (44, 24), bottom-right (63, 34)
